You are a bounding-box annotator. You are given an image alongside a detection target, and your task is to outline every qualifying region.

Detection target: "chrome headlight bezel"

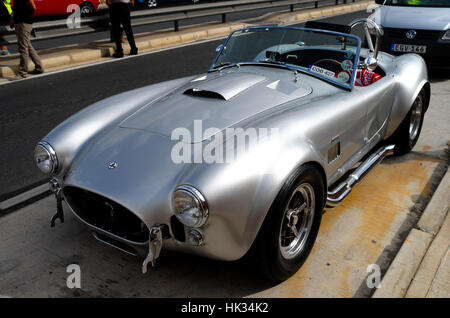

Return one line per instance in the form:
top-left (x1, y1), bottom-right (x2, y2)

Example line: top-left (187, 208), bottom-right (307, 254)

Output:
top-left (172, 185), bottom-right (209, 228)
top-left (442, 30), bottom-right (450, 40)
top-left (34, 141), bottom-right (58, 175)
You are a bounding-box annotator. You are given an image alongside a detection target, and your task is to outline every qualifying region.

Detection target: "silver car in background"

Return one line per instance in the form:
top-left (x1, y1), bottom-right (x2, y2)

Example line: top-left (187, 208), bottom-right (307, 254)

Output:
top-left (34, 19), bottom-right (430, 281)
top-left (372, 0), bottom-right (450, 68)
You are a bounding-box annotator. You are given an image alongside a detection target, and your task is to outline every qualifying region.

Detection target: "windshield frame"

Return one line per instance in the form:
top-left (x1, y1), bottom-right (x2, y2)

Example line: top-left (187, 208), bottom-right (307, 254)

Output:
top-left (384, 0), bottom-right (450, 7)
top-left (209, 26), bottom-right (362, 91)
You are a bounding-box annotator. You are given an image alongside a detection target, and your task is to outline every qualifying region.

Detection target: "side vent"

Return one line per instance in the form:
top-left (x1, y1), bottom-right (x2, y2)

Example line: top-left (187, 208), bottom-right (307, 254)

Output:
top-left (184, 88), bottom-right (226, 100)
top-left (328, 137), bottom-right (341, 164)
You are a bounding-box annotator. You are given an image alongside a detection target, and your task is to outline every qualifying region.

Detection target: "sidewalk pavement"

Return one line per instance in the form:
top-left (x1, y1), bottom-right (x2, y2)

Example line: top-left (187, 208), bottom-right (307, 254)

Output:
top-left (373, 165), bottom-right (450, 298)
top-left (0, 1), bottom-right (374, 80)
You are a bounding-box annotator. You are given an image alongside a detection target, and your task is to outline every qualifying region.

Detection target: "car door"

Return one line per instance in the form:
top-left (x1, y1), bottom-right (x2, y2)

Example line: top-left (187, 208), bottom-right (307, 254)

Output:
top-left (33, 0), bottom-right (48, 16)
top-left (34, 0), bottom-right (70, 16)
top-left (356, 76), bottom-right (396, 145)
top-left (320, 88), bottom-right (368, 184)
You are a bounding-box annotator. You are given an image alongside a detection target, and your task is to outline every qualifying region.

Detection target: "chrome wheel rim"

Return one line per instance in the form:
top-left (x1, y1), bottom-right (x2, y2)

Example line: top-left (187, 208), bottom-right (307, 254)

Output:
top-left (148, 0), bottom-right (157, 7)
top-left (279, 183), bottom-right (315, 260)
top-left (80, 6), bottom-right (92, 15)
top-left (409, 95), bottom-right (423, 142)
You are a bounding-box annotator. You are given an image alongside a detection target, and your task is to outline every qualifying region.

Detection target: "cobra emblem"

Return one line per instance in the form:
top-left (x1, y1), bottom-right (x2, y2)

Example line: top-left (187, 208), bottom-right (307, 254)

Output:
top-left (108, 161), bottom-right (118, 169)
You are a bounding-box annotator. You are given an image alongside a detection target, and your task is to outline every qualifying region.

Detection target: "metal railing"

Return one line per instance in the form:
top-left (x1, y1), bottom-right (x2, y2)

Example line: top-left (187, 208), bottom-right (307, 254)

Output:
top-left (0, 0), bottom-right (361, 45)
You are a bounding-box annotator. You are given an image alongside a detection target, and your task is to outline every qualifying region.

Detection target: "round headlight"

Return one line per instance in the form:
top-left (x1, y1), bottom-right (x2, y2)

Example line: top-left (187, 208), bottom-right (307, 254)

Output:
top-left (172, 185), bottom-right (208, 228)
top-left (34, 141), bottom-right (58, 174)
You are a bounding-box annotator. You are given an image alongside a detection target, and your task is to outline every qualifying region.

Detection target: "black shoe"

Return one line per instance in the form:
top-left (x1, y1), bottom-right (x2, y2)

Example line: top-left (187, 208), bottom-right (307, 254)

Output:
top-left (29, 69), bottom-right (44, 75)
top-left (113, 51), bottom-right (124, 58)
top-left (130, 48), bottom-right (138, 55)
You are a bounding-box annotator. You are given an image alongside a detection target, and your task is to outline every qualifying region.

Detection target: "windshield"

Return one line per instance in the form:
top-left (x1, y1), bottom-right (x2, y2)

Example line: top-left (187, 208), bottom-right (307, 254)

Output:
top-left (385, 0), bottom-right (450, 7)
top-left (210, 27), bottom-right (361, 90)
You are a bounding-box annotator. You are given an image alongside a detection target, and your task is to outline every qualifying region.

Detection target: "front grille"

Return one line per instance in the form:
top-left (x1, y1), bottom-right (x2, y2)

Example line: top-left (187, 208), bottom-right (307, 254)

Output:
top-left (64, 186), bottom-right (149, 243)
top-left (384, 28), bottom-right (441, 41)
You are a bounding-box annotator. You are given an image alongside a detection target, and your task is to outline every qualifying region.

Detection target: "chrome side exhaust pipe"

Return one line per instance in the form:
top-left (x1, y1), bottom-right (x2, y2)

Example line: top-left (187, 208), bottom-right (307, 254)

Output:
top-left (326, 144), bottom-right (395, 208)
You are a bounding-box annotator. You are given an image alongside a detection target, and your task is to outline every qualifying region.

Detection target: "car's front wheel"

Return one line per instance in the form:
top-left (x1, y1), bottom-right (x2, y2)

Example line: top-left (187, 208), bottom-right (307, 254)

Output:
top-left (254, 164), bottom-right (325, 282)
top-left (391, 89), bottom-right (426, 155)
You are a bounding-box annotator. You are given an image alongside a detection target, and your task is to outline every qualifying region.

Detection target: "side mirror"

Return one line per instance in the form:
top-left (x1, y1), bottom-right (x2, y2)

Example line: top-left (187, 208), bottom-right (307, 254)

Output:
top-left (374, 0), bottom-right (384, 4)
top-left (216, 44), bottom-right (224, 53)
top-left (364, 56), bottom-right (378, 72)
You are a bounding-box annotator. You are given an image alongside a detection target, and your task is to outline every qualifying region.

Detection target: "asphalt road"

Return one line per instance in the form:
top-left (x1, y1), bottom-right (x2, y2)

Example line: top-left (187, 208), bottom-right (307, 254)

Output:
top-left (0, 10), bottom-right (372, 200)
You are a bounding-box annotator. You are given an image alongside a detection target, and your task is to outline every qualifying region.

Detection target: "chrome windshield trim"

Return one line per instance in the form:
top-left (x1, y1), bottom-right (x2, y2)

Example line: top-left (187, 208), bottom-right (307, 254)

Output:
top-left (209, 26), bottom-right (361, 91)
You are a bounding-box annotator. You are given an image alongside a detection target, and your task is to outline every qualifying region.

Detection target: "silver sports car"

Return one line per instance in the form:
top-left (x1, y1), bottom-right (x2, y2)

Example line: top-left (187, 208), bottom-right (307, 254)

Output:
top-left (34, 19), bottom-right (430, 281)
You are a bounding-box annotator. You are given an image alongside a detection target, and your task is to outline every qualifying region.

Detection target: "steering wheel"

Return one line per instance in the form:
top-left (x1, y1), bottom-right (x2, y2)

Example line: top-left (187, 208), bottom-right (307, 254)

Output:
top-left (313, 59), bottom-right (342, 73)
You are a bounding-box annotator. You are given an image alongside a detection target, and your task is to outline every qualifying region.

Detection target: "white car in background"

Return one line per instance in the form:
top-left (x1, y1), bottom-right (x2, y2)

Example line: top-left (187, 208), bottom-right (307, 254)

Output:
top-left (371, 0), bottom-right (450, 68)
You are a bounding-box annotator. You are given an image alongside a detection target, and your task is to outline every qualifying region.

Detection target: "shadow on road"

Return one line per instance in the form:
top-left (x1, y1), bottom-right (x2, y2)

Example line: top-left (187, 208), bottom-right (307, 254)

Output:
top-left (429, 68), bottom-right (450, 83)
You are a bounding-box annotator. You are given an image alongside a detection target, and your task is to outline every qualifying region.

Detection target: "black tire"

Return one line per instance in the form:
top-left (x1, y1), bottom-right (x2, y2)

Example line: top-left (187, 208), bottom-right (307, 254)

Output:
top-left (254, 164), bottom-right (325, 282)
top-left (79, 2), bottom-right (95, 16)
top-left (390, 89), bottom-right (426, 155)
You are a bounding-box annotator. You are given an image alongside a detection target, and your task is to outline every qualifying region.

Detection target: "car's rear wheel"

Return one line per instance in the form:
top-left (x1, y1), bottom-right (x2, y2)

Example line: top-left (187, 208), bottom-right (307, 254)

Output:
top-left (147, 0), bottom-right (157, 8)
top-left (391, 89), bottom-right (426, 155)
top-left (79, 2), bottom-right (95, 16)
top-left (254, 164), bottom-right (324, 282)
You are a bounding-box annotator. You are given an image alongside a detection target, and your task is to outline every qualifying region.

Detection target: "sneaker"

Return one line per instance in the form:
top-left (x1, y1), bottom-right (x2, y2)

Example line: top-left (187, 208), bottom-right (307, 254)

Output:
top-left (112, 51), bottom-right (124, 58)
top-left (130, 48), bottom-right (138, 55)
top-left (8, 74), bottom-right (27, 81)
top-left (29, 69), bottom-right (44, 75)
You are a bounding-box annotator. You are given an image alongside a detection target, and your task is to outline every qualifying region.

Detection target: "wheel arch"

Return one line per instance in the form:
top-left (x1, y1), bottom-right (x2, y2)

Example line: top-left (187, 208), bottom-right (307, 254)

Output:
top-left (422, 81), bottom-right (431, 113)
top-left (245, 160), bottom-right (327, 257)
top-left (385, 54), bottom-right (430, 139)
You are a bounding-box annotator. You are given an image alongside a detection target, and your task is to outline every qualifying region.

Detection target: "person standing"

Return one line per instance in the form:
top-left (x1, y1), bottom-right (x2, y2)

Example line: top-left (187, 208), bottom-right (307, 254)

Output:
top-left (0, 0), bottom-right (12, 55)
top-left (9, 0), bottom-right (43, 80)
top-left (107, 0), bottom-right (137, 58)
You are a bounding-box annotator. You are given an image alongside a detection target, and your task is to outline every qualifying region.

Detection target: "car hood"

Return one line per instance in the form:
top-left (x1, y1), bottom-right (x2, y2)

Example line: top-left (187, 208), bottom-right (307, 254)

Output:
top-left (376, 5), bottom-right (450, 30)
top-left (64, 127), bottom-right (189, 224)
top-left (119, 69), bottom-right (313, 143)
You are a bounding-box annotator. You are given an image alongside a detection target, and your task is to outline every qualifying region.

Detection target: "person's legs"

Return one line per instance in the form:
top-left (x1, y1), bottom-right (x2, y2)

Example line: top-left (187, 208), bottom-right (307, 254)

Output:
top-left (25, 24), bottom-right (44, 73)
top-left (119, 4), bottom-right (137, 54)
top-left (110, 3), bottom-right (123, 56)
top-left (15, 23), bottom-right (30, 77)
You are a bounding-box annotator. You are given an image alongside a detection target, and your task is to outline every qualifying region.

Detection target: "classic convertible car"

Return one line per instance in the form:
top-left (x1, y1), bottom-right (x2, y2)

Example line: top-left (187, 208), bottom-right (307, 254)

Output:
top-left (34, 19), bottom-right (430, 281)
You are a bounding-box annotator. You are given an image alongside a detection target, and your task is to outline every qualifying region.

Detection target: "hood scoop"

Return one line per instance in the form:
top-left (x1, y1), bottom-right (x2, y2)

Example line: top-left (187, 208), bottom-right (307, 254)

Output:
top-left (184, 72), bottom-right (266, 101)
top-left (184, 88), bottom-right (226, 100)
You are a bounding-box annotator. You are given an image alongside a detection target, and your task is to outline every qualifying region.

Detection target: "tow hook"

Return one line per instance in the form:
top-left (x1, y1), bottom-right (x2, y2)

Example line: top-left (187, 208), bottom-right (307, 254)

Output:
top-left (142, 225), bottom-right (164, 274)
top-left (49, 179), bottom-right (64, 227)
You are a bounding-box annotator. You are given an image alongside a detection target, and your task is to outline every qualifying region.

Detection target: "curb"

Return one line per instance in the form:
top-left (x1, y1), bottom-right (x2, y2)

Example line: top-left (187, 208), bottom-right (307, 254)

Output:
top-left (372, 166), bottom-right (450, 298)
top-left (406, 209), bottom-right (450, 297)
top-left (0, 183), bottom-right (51, 214)
top-left (266, 1), bottom-right (373, 25)
top-left (0, 1), bottom-right (375, 78)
